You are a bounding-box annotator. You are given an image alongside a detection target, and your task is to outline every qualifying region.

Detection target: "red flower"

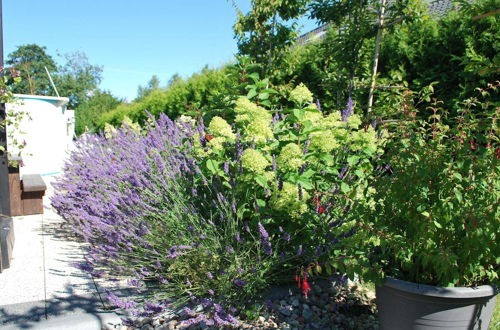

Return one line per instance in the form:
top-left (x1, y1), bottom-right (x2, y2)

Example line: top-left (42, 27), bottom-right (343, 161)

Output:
top-left (295, 275), bottom-right (301, 288)
top-left (318, 206), bottom-right (325, 214)
top-left (470, 139), bottom-right (476, 150)
top-left (301, 277), bottom-right (311, 298)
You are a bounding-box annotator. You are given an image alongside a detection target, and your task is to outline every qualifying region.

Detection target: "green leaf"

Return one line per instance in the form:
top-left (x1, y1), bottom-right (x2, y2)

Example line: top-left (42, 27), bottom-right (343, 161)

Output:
top-left (256, 199), bottom-right (266, 208)
top-left (205, 159), bottom-right (219, 174)
top-left (301, 169), bottom-right (315, 179)
top-left (421, 211), bottom-right (430, 218)
top-left (297, 177), bottom-right (313, 190)
top-left (454, 189), bottom-right (463, 203)
top-left (453, 173), bottom-right (463, 181)
top-left (247, 72), bottom-right (259, 83)
top-left (258, 92), bottom-right (269, 100)
top-left (347, 155), bottom-right (360, 165)
top-left (293, 108), bottom-right (304, 121)
top-left (255, 175), bottom-right (268, 188)
top-left (262, 88), bottom-right (278, 94)
top-left (319, 153), bottom-right (334, 163)
top-left (247, 88), bottom-right (257, 99)
top-left (433, 221), bottom-right (443, 229)
top-left (341, 182), bottom-right (351, 193)
top-left (354, 169), bottom-right (365, 178)
top-left (315, 264), bottom-right (322, 274)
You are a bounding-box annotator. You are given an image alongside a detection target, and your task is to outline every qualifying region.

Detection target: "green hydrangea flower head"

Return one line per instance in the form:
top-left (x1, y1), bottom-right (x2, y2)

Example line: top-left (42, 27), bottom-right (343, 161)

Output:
top-left (244, 117), bottom-right (274, 143)
top-left (277, 143), bottom-right (304, 171)
top-left (122, 116), bottom-right (141, 134)
top-left (322, 112), bottom-right (343, 129)
top-left (178, 115), bottom-right (196, 127)
top-left (301, 107), bottom-right (323, 126)
top-left (104, 123), bottom-right (117, 139)
top-left (310, 130), bottom-right (339, 153)
top-left (347, 114), bottom-right (362, 129)
top-left (207, 136), bottom-right (226, 152)
top-left (209, 116), bottom-right (236, 140)
top-left (234, 97), bottom-right (271, 123)
top-left (241, 149), bottom-right (269, 173)
top-left (270, 182), bottom-right (310, 219)
top-left (289, 83), bottom-right (313, 105)
top-left (350, 126), bottom-right (378, 152)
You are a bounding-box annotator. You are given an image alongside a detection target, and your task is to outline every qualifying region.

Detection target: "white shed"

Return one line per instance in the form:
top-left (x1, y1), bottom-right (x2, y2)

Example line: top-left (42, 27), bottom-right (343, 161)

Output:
top-left (6, 94), bottom-right (75, 178)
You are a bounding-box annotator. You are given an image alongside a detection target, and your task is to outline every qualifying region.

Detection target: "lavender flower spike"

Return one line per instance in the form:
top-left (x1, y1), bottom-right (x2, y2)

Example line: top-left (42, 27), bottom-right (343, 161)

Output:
top-left (341, 97), bottom-right (353, 121)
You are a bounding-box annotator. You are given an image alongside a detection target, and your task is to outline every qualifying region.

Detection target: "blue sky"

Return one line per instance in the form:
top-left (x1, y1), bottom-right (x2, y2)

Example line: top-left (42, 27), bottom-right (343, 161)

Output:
top-left (3, 1), bottom-right (318, 102)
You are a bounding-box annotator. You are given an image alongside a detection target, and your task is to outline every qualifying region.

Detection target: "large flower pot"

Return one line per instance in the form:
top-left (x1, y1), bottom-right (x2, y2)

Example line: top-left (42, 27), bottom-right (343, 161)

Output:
top-left (376, 278), bottom-right (497, 330)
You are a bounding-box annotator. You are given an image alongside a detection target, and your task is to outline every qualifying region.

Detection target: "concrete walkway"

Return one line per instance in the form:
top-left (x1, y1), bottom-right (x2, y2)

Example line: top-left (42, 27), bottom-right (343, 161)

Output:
top-left (0, 183), bottom-right (125, 329)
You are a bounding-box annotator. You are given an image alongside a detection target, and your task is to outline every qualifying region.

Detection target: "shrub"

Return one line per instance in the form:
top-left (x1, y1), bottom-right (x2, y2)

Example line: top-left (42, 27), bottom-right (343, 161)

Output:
top-left (97, 66), bottom-right (232, 129)
top-left (352, 82), bottom-right (499, 287)
top-left (53, 82), bottom-right (385, 325)
top-left (52, 114), bottom-right (288, 326)
top-left (194, 82), bottom-right (385, 280)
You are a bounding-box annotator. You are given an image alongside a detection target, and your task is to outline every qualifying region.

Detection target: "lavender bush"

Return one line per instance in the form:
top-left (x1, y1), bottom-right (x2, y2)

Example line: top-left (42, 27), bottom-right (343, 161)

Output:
top-left (52, 114), bottom-right (289, 326)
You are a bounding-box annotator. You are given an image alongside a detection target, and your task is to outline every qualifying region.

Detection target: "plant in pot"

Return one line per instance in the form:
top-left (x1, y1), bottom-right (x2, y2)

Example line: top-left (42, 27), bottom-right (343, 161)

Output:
top-left (352, 86), bottom-right (499, 329)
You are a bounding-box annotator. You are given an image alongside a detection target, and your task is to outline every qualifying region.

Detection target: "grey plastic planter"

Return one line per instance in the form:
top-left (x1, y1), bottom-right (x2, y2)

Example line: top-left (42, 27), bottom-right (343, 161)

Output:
top-left (376, 277), bottom-right (497, 330)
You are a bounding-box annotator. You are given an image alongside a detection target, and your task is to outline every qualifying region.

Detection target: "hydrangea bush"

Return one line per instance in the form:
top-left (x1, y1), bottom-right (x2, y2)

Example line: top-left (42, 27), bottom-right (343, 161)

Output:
top-left (194, 83), bottom-right (385, 279)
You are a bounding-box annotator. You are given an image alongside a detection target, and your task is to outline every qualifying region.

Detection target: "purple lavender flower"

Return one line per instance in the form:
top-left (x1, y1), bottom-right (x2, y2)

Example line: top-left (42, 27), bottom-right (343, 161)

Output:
top-left (127, 279), bottom-right (142, 287)
top-left (298, 184), bottom-right (303, 200)
top-left (278, 175), bottom-right (283, 191)
top-left (208, 289), bottom-right (215, 295)
top-left (341, 97), bottom-right (353, 121)
top-left (233, 279), bottom-right (246, 287)
top-left (283, 232), bottom-right (291, 241)
top-left (223, 161), bottom-right (229, 174)
top-left (183, 307), bottom-right (197, 317)
top-left (272, 154), bottom-right (277, 171)
top-left (316, 99), bottom-right (322, 112)
top-left (258, 222), bottom-right (273, 255)
top-left (231, 200), bottom-right (237, 215)
top-left (207, 272), bottom-right (213, 280)
top-left (297, 245), bottom-right (303, 256)
top-left (258, 222), bottom-right (269, 239)
top-left (158, 275), bottom-right (168, 284)
top-left (338, 164), bottom-right (349, 180)
top-left (272, 112), bottom-right (279, 126)
top-left (303, 138), bottom-right (310, 154)
top-left (225, 246), bottom-right (235, 254)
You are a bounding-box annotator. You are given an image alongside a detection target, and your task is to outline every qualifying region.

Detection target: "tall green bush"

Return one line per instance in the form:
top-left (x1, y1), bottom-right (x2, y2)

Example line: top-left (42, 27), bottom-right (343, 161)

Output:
top-left (97, 66), bottom-right (232, 129)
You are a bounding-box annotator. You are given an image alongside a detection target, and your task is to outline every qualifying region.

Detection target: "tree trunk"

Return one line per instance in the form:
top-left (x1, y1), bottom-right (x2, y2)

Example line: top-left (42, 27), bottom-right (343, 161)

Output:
top-left (367, 0), bottom-right (387, 115)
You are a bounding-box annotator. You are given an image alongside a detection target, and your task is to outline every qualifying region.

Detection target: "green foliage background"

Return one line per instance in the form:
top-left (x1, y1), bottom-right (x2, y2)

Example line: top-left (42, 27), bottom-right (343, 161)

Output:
top-left (97, 0), bottom-right (498, 129)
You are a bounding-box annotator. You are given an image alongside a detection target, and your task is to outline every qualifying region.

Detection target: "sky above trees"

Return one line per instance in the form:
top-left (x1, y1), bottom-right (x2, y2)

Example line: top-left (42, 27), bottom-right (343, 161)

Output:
top-left (3, 0), bottom-right (317, 101)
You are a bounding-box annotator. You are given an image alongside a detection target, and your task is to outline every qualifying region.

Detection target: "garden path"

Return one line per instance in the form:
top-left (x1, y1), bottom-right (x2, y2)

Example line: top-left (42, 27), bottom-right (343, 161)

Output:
top-left (0, 178), bottom-right (125, 329)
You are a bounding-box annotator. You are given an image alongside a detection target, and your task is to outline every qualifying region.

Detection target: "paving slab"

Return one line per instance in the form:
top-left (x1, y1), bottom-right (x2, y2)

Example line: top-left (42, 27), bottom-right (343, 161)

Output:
top-left (0, 179), bottom-right (122, 327)
top-left (0, 214), bottom-right (45, 305)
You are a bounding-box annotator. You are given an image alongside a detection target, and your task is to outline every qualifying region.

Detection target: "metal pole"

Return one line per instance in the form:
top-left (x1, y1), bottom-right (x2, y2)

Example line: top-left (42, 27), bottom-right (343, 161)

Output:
top-left (0, 0), bottom-right (11, 217)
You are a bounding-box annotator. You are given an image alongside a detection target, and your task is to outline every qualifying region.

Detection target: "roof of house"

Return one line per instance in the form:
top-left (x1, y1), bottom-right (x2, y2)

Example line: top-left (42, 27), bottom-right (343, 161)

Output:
top-left (13, 94), bottom-right (69, 107)
top-left (296, 0), bottom-right (456, 45)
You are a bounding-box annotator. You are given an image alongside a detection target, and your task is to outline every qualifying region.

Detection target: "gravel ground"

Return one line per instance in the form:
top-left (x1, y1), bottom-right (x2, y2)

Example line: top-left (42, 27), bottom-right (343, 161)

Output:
top-left (115, 280), bottom-right (378, 330)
